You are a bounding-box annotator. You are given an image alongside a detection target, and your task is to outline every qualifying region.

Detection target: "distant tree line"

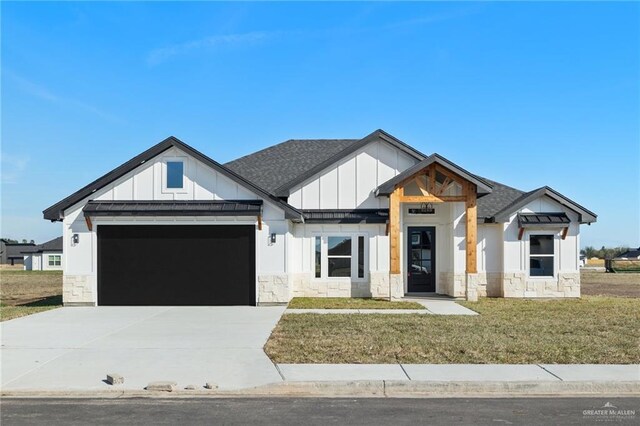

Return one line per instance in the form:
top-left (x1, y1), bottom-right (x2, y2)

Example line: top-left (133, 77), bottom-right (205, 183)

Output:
top-left (581, 246), bottom-right (630, 259)
top-left (1, 238), bottom-right (35, 244)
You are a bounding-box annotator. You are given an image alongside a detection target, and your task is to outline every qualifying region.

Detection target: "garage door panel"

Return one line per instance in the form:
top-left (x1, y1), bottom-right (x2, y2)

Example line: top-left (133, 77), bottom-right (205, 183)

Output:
top-left (98, 225), bottom-right (255, 306)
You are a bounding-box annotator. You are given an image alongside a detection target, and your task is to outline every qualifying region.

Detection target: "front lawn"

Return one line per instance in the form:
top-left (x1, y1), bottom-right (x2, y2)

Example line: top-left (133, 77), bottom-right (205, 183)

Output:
top-left (265, 296), bottom-right (640, 364)
top-left (0, 270), bottom-right (63, 321)
top-left (580, 271), bottom-right (639, 297)
top-left (288, 297), bottom-right (425, 310)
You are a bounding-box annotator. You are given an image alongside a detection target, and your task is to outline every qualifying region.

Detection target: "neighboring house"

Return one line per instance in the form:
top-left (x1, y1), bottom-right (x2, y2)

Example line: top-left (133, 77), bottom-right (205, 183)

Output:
top-left (23, 237), bottom-right (63, 271)
top-left (0, 239), bottom-right (37, 265)
top-left (43, 130), bottom-right (596, 307)
top-left (614, 247), bottom-right (640, 260)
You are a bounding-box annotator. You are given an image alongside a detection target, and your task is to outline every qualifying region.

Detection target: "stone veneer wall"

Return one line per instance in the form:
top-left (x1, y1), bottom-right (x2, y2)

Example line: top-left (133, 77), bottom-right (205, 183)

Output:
top-left (389, 274), bottom-right (404, 300)
top-left (291, 272), bottom-right (390, 299)
top-left (438, 272), bottom-right (466, 298)
top-left (257, 274), bottom-right (290, 304)
top-left (502, 272), bottom-right (580, 298)
top-left (63, 275), bottom-right (94, 306)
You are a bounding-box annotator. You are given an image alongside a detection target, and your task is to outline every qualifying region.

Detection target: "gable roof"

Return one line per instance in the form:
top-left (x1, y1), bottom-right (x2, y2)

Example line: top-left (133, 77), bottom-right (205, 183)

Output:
top-left (43, 137), bottom-right (304, 222)
top-left (616, 247), bottom-right (640, 259)
top-left (375, 153), bottom-right (494, 196)
top-left (492, 186), bottom-right (597, 224)
top-left (266, 129), bottom-right (427, 197)
top-left (33, 237), bottom-right (63, 253)
top-left (225, 139), bottom-right (357, 193)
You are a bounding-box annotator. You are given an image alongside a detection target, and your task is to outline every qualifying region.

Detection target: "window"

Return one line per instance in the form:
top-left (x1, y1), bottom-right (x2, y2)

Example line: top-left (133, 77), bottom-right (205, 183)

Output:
top-left (166, 161), bottom-right (184, 189)
top-left (529, 235), bottom-right (554, 277)
top-left (315, 236), bottom-right (321, 278)
top-left (328, 236), bottom-right (351, 277)
top-left (48, 255), bottom-right (61, 266)
top-left (314, 234), bottom-right (367, 280)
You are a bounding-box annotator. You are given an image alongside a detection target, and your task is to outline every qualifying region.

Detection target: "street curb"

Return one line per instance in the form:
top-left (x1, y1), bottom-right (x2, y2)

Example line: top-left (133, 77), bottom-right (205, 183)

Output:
top-left (2, 380), bottom-right (639, 399)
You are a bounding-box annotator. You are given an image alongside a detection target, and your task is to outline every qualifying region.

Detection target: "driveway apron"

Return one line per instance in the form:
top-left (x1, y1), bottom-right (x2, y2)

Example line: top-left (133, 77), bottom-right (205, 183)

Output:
top-left (1, 306), bottom-right (286, 391)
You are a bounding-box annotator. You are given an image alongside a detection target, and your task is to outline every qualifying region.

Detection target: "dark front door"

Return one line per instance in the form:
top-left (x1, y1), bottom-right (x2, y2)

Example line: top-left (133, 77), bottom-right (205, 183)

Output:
top-left (407, 226), bottom-right (436, 293)
top-left (98, 225), bottom-right (255, 306)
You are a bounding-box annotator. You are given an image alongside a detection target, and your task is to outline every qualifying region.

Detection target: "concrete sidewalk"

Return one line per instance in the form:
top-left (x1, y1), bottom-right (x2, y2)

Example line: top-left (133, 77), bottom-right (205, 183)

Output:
top-left (285, 299), bottom-right (478, 316)
top-left (276, 364), bottom-right (640, 383)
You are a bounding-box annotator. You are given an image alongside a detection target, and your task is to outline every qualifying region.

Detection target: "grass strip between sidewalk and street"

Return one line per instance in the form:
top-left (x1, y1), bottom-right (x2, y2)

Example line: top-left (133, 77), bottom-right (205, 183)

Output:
top-left (266, 296), bottom-right (640, 364)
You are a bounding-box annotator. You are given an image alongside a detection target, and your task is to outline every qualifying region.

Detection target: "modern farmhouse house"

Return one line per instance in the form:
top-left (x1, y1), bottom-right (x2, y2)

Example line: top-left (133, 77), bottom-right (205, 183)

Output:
top-left (44, 130), bottom-right (596, 306)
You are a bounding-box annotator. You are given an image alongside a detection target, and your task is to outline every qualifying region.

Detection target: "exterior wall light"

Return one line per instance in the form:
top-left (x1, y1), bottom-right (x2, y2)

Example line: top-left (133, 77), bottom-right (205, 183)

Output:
top-left (270, 233), bottom-right (277, 244)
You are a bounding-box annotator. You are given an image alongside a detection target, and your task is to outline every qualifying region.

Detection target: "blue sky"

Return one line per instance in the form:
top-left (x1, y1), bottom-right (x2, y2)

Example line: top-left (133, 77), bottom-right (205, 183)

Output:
top-left (2, 2), bottom-right (638, 248)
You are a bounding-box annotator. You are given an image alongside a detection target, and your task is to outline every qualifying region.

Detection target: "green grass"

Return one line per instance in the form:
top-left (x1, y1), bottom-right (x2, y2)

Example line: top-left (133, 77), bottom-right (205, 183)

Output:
top-left (265, 296), bottom-right (640, 364)
top-left (288, 297), bottom-right (425, 310)
top-left (0, 295), bottom-right (63, 322)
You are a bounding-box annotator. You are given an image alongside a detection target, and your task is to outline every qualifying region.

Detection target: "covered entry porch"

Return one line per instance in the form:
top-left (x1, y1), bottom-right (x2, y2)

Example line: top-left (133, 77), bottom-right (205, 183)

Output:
top-left (376, 154), bottom-right (493, 301)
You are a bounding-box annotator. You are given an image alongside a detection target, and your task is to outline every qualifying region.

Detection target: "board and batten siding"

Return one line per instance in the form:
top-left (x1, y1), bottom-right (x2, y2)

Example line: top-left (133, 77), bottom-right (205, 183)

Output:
top-left (503, 196), bottom-right (580, 273)
top-left (61, 146), bottom-right (290, 305)
top-left (288, 140), bottom-right (419, 209)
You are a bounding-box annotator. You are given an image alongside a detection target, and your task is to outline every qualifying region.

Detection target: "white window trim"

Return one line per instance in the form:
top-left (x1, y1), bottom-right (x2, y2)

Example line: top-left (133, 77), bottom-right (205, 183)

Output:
top-left (48, 254), bottom-right (61, 266)
top-left (312, 233), bottom-right (369, 282)
top-left (161, 156), bottom-right (188, 194)
top-left (526, 231), bottom-right (558, 279)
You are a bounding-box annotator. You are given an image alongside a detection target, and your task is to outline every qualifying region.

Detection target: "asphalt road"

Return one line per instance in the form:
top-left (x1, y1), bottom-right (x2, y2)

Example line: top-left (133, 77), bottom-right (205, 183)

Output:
top-left (1, 397), bottom-right (638, 425)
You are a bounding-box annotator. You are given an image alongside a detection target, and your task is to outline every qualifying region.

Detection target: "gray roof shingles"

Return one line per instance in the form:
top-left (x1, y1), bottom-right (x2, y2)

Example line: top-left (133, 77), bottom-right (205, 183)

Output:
top-left (225, 139), bottom-right (357, 193)
top-left (476, 178), bottom-right (526, 221)
top-left (226, 138), bottom-right (528, 221)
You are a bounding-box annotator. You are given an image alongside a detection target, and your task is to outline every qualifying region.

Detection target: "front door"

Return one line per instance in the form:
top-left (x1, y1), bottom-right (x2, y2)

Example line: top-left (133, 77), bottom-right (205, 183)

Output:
top-left (407, 227), bottom-right (436, 293)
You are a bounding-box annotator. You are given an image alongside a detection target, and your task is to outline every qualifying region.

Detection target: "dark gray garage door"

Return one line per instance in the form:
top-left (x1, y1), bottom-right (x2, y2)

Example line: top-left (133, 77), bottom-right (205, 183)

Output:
top-left (97, 225), bottom-right (255, 306)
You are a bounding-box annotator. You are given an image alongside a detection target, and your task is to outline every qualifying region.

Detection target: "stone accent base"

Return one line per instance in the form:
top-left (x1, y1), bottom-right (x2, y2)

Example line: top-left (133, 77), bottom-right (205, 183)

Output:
top-left (63, 274), bottom-right (94, 305)
top-left (439, 272), bottom-right (466, 298)
top-left (465, 273), bottom-right (479, 301)
top-left (258, 275), bottom-right (290, 303)
top-left (389, 274), bottom-right (404, 300)
top-left (291, 273), bottom-right (390, 298)
top-left (502, 272), bottom-right (581, 298)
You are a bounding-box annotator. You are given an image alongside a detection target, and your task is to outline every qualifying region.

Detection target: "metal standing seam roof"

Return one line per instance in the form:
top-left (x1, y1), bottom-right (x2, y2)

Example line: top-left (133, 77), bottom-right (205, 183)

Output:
top-left (82, 200), bottom-right (263, 217)
top-left (302, 209), bottom-right (389, 224)
top-left (517, 213), bottom-right (571, 227)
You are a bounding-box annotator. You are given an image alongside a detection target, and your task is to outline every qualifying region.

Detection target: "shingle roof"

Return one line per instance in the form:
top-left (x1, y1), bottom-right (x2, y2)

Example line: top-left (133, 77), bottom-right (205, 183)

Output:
top-left (225, 139), bottom-right (357, 193)
top-left (21, 237), bottom-right (63, 254)
top-left (38, 237), bottom-right (63, 252)
top-left (476, 178), bottom-right (526, 221)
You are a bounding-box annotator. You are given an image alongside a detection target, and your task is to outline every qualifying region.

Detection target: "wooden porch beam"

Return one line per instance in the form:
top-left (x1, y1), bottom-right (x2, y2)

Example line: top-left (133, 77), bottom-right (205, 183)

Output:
top-left (414, 176), bottom-right (429, 196)
top-left (84, 215), bottom-right (93, 232)
top-left (436, 177), bottom-right (452, 196)
top-left (465, 182), bottom-right (477, 274)
top-left (561, 226), bottom-right (569, 240)
top-left (399, 195), bottom-right (467, 203)
top-left (389, 188), bottom-right (401, 274)
top-left (257, 214), bottom-right (263, 231)
top-left (518, 227), bottom-right (525, 240)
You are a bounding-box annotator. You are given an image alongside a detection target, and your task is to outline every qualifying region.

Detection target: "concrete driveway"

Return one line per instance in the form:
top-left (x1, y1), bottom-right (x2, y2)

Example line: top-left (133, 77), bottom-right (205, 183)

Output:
top-left (1, 306), bottom-right (286, 391)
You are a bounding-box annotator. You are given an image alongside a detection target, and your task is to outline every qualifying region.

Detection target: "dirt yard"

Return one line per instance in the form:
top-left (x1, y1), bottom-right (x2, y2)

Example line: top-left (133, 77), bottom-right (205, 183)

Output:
top-left (0, 270), bottom-right (63, 321)
top-left (580, 271), bottom-right (640, 297)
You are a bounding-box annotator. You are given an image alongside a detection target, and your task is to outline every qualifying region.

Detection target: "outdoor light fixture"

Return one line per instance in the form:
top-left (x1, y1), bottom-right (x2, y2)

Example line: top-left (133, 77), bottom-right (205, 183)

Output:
top-left (421, 203), bottom-right (435, 214)
top-left (72, 234), bottom-right (79, 245)
top-left (270, 233), bottom-right (277, 244)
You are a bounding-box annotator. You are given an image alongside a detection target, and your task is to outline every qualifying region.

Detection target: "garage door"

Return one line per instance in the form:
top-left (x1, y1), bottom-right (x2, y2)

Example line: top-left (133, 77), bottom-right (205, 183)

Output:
top-left (98, 225), bottom-right (255, 306)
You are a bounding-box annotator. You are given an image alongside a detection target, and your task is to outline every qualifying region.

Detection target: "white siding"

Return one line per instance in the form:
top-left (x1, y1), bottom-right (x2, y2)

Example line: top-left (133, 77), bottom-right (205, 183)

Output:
top-left (62, 146), bottom-right (289, 305)
top-left (502, 195), bottom-right (580, 275)
top-left (288, 139), bottom-right (420, 209)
